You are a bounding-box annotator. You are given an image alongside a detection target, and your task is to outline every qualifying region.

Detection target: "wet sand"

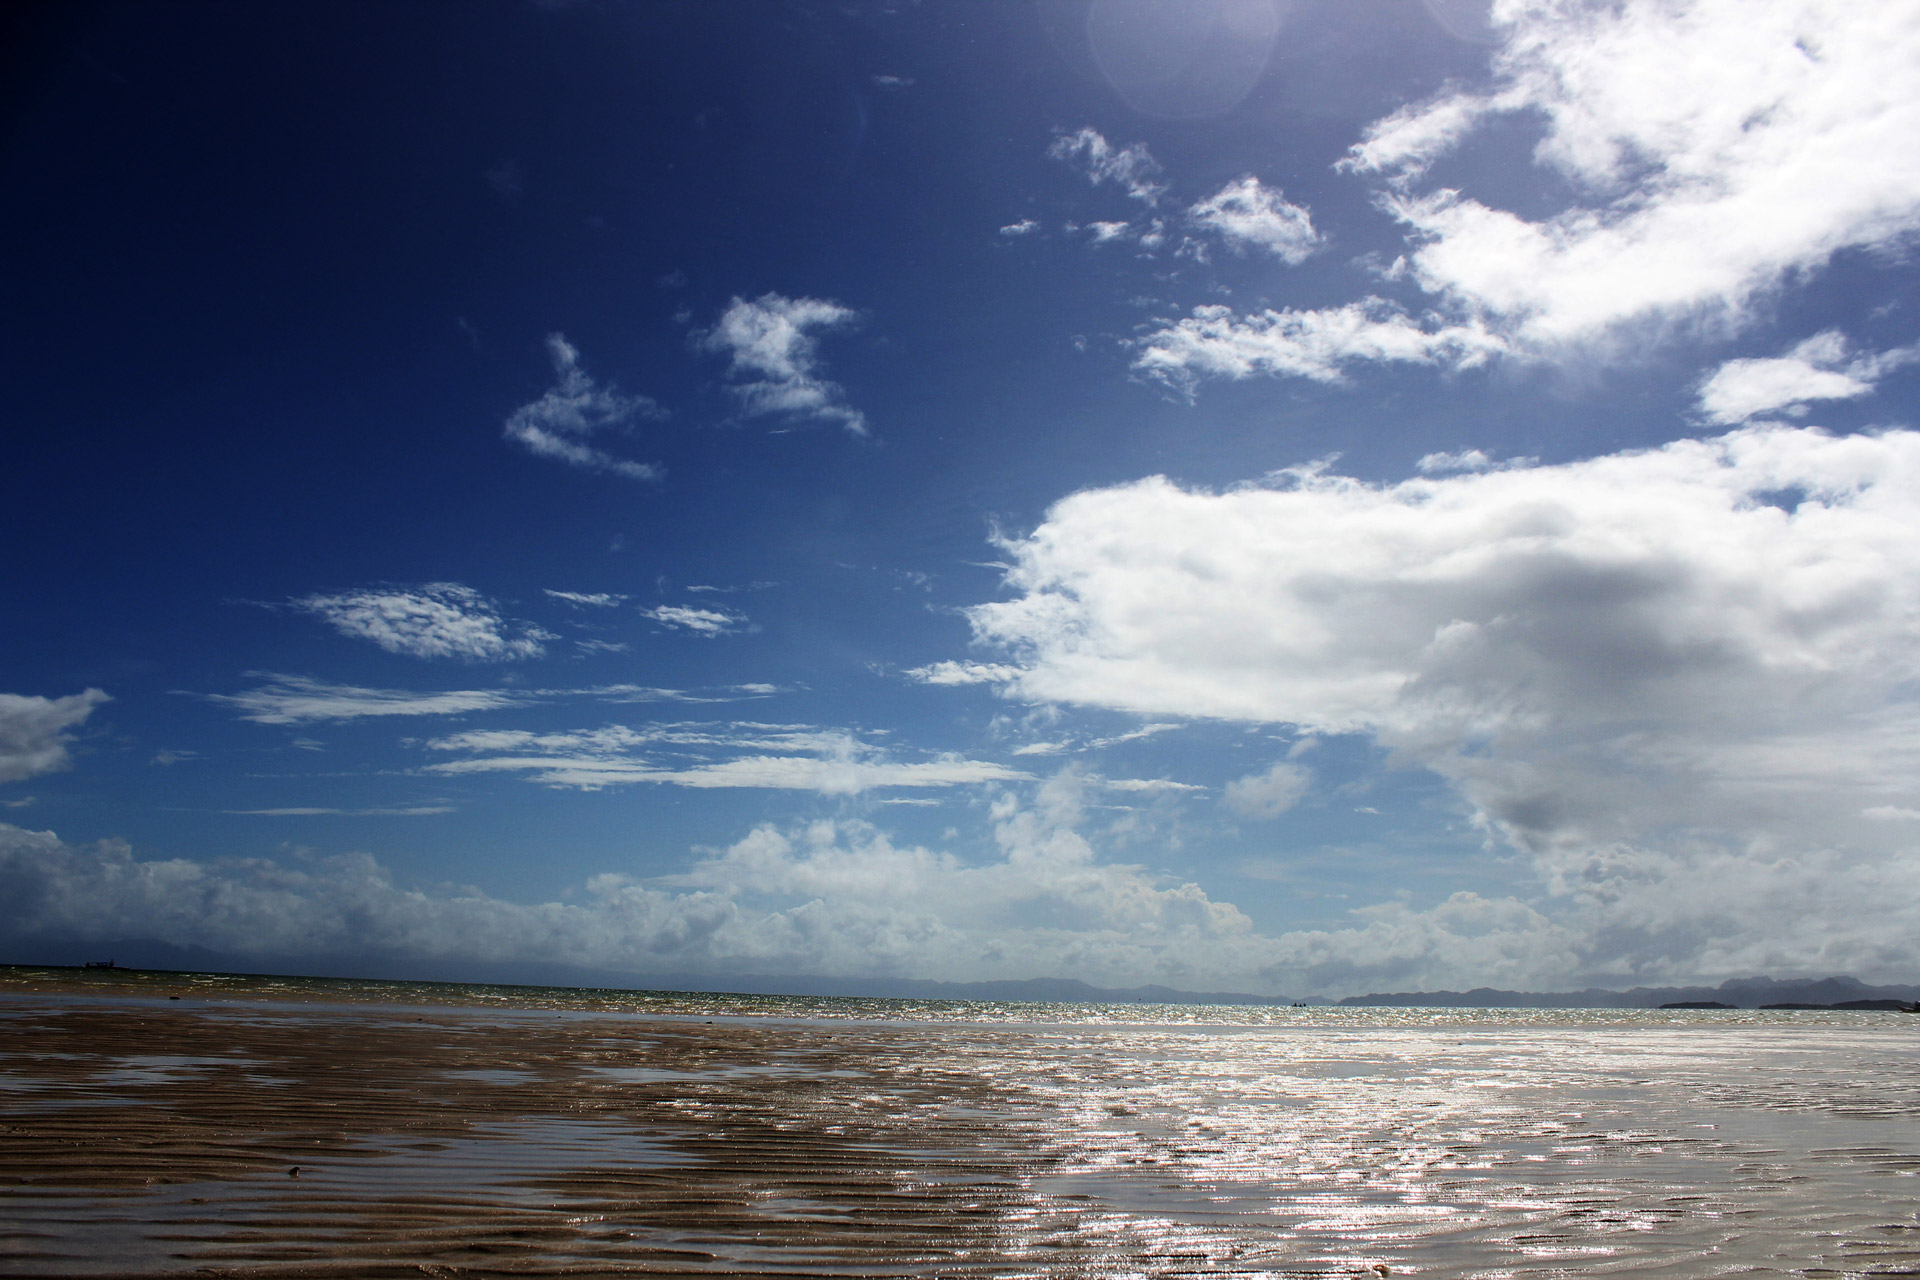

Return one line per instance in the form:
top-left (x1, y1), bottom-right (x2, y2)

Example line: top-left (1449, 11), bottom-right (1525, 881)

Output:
top-left (1, 996), bottom-right (1069, 1276)
top-left (5, 981), bottom-right (1920, 1277)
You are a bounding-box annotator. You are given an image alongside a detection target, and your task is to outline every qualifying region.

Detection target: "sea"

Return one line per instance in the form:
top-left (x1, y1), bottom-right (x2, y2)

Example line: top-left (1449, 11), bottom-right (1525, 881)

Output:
top-left (4, 967), bottom-right (1919, 1276)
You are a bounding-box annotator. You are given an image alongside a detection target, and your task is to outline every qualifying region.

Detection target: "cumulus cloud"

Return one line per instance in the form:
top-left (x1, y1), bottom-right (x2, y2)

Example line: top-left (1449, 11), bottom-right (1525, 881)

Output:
top-left (640, 605), bottom-right (745, 636)
top-left (963, 424), bottom-right (1920, 986)
top-left (0, 774), bottom-right (1262, 986)
top-left (0, 690), bottom-right (109, 784)
top-left (207, 675), bottom-right (528, 725)
top-left (503, 334), bottom-right (662, 480)
top-left (1151, 2), bottom-right (1920, 390)
top-left (999, 218), bottom-right (1041, 237)
top-left (1697, 331), bottom-right (1920, 424)
top-left (424, 721), bottom-right (1024, 794)
top-left (1048, 128), bottom-right (1167, 205)
top-left (1223, 762), bottom-right (1311, 819)
top-left (1135, 300), bottom-right (1504, 390)
top-left (697, 294), bottom-right (868, 435)
top-left (289, 584), bottom-right (553, 662)
top-left (1186, 176), bottom-right (1318, 263)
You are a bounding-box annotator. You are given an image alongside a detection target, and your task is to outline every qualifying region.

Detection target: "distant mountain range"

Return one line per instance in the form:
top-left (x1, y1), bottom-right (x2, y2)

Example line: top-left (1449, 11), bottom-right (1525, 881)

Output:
top-left (5, 936), bottom-right (1917, 1010)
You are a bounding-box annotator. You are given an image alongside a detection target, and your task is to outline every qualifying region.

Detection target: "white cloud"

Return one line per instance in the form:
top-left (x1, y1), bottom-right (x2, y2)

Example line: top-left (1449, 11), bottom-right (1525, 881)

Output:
top-left (424, 721), bottom-right (1024, 794)
top-left (1223, 762), bottom-right (1311, 819)
top-left (964, 424), bottom-right (1920, 986)
top-left (1135, 300), bottom-right (1505, 390)
top-left (998, 218), bottom-right (1040, 237)
top-left (0, 775), bottom-right (1261, 987)
top-left (1101, 776), bottom-right (1206, 794)
top-left (641, 605), bottom-right (745, 636)
top-left (1155, 3), bottom-right (1920, 391)
top-left (1085, 220), bottom-right (1133, 244)
top-left (0, 690), bottom-right (109, 784)
top-left (207, 677), bottom-right (782, 727)
top-left (1349, 1), bottom-right (1920, 346)
top-left (544, 589), bottom-right (627, 608)
top-left (207, 675), bottom-right (528, 725)
top-left (1697, 331), bottom-right (1919, 424)
top-left (903, 661), bottom-right (1025, 686)
top-left (289, 584), bottom-right (553, 662)
top-left (1417, 448), bottom-right (1492, 474)
top-left (504, 334), bottom-right (662, 481)
top-left (1186, 176), bottom-right (1318, 264)
top-left (1047, 128), bottom-right (1167, 205)
top-left (697, 294), bottom-right (868, 435)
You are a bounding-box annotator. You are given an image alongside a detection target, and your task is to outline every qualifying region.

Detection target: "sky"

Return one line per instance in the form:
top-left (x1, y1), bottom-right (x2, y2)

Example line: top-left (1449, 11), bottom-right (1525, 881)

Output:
top-left (6, 0), bottom-right (1920, 998)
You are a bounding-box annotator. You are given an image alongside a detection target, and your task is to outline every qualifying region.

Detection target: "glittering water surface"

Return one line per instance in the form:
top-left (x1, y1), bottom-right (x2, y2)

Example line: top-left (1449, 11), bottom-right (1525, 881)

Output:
top-left (1, 971), bottom-right (1918, 1276)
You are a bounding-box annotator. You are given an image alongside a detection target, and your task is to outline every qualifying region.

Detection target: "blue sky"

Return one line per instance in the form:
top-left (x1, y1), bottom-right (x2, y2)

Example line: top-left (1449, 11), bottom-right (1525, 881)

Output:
top-left (7, 0), bottom-right (1920, 996)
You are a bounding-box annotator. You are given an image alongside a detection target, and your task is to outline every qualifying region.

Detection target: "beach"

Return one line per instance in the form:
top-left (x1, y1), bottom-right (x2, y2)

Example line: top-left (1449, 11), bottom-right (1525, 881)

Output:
top-left (4, 970), bottom-right (1920, 1276)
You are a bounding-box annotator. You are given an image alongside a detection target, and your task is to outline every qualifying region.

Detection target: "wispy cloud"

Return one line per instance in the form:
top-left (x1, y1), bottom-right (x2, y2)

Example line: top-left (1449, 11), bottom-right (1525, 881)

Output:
top-left (697, 294), bottom-right (868, 435)
top-left (902, 661), bottom-right (1023, 687)
top-left (504, 334), bottom-right (662, 480)
top-left (424, 721), bottom-right (1025, 794)
top-left (998, 218), bottom-right (1040, 237)
top-left (1224, 762), bottom-right (1311, 819)
top-left (641, 605), bottom-right (746, 636)
top-left (222, 806), bottom-right (455, 817)
top-left (1101, 777), bottom-right (1205, 794)
top-left (208, 675), bottom-right (529, 725)
top-left (1697, 331), bottom-right (1920, 424)
top-left (207, 675), bottom-right (781, 725)
top-left (0, 689), bottom-right (110, 784)
top-left (1048, 128), bottom-right (1166, 205)
top-left (289, 583), bottom-right (553, 662)
top-left (544, 589), bottom-right (628, 608)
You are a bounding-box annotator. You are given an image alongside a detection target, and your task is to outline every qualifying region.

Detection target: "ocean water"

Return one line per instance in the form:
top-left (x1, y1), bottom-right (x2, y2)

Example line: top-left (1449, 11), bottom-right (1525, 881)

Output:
top-left (3, 968), bottom-right (1919, 1276)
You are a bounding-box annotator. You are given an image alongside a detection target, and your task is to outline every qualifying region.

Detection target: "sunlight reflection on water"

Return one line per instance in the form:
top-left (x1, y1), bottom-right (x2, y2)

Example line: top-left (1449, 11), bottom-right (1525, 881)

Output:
top-left (3, 979), bottom-right (1919, 1275)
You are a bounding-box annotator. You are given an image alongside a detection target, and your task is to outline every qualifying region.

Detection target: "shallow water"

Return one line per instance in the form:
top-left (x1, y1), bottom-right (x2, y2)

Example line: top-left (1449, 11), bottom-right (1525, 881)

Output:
top-left (1, 972), bottom-right (1917, 1276)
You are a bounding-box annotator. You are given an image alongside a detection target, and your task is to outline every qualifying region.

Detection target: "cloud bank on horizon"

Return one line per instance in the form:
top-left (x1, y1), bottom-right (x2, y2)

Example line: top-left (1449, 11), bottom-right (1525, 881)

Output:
top-left (7, 0), bottom-right (1920, 997)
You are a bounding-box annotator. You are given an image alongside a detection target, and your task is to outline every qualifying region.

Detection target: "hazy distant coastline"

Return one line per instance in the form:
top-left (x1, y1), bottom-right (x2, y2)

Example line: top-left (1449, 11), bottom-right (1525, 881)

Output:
top-left (7, 940), bottom-right (1918, 1010)
top-left (1331, 975), bottom-right (1920, 1010)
